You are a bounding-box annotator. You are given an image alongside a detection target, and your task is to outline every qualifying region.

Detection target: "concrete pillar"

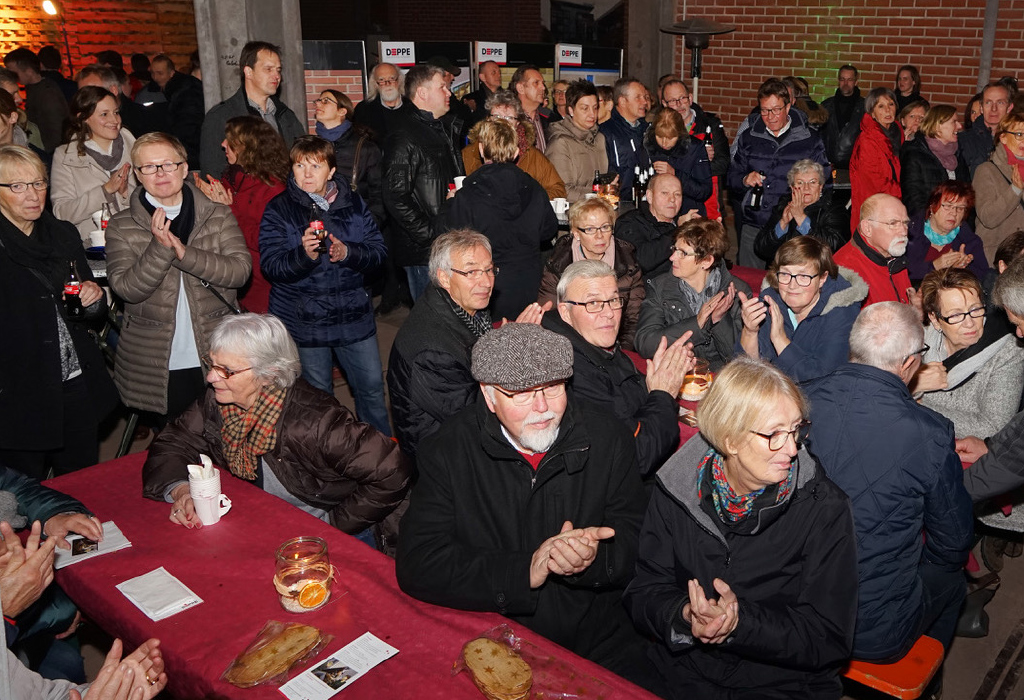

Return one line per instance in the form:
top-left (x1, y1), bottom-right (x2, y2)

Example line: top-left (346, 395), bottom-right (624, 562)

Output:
top-left (192, 0), bottom-right (306, 125)
top-left (625, 0), bottom-right (675, 85)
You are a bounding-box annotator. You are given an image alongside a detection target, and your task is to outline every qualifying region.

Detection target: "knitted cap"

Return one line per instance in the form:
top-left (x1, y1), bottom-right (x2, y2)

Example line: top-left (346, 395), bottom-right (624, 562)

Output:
top-left (472, 323), bottom-right (573, 391)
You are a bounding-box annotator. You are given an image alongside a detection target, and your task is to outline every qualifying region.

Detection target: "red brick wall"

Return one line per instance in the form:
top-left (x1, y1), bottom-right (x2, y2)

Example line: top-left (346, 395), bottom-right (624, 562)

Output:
top-left (304, 69), bottom-right (366, 132)
top-left (1, 0), bottom-right (197, 74)
top-left (672, 0), bottom-right (1023, 138)
top-left (386, 0), bottom-right (544, 41)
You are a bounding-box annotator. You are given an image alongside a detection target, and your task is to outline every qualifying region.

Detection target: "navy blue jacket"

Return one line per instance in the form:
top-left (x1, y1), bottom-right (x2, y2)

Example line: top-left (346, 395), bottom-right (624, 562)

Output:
top-left (259, 177), bottom-right (386, 347)
top-left (728, 109), bottom-right (830, 229)
top-left (599, 108), bottom-right (652, 200)
top-left (803, 364), bottom-right (974, 660)
top-left (958, 116), bottom-right (997, 179)
top-left (739, 268), bottom-right (867, 383)
top-left (643, 128), bottom-right (712, 217)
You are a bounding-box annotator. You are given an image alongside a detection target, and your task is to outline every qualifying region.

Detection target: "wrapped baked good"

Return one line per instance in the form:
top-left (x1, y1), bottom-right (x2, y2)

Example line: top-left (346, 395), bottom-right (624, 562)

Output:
top-left (461, 637), bottom-right (533, 700)
top-left (223, 621), bottom-right (328, 687)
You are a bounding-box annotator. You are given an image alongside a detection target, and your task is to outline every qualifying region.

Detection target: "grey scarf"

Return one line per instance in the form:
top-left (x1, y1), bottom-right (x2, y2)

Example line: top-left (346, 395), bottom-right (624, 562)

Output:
top-left (678, 265), bottom-right (723, 315)
top-left (84, 134), bottom-right (126, 172)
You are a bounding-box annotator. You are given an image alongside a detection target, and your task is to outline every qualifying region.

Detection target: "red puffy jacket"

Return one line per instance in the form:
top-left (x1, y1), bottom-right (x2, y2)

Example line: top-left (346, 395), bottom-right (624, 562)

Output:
top-left (850, 113), bottom-right (903, 232)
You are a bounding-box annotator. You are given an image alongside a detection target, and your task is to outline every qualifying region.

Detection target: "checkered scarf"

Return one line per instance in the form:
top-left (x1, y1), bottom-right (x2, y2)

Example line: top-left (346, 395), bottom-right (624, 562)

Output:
top-left (219, 386), bottom-right (287, 480)
top-left (697, 447), bottom-right (793, 523)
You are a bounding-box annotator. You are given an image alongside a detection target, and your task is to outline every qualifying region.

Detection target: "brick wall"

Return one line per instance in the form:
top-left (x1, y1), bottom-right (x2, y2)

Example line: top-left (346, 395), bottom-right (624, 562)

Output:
top-left (1, 0), bottom-right (197, 75)
top-left (386, 0), bottom-right (544, 42)
top-left (672, 0), bottom-right (1023, 139)
top-left (304, 69), bottom-right (366, 132)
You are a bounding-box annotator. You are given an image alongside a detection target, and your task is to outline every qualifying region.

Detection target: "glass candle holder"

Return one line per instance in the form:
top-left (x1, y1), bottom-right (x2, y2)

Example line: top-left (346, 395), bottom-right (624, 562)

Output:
top-left (274, 536), bottom-right (333, 613)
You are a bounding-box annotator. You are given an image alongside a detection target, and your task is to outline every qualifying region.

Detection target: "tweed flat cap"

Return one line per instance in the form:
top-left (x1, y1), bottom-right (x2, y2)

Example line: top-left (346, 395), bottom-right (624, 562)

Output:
top-left (472, 323), bottom-right (573, 391)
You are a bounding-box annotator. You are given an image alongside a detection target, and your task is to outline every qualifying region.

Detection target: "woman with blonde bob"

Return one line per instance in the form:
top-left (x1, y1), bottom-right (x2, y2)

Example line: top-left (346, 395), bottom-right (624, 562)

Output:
top-left (444, 117), bottom-right (558, 319)
top-left (625, 356), bottom-right (858, 700)
top-left (900, 104), bottom-right (969, 216)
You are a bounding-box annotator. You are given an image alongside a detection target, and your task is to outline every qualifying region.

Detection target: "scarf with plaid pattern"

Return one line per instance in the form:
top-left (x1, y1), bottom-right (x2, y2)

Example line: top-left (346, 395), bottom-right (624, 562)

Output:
top-left (219, 386), bottom-right (287, 480)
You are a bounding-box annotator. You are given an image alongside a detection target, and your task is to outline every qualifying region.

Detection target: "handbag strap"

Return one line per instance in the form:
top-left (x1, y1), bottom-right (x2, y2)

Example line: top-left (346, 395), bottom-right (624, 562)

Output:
top-left (350, 136), bottom-right (365, 192)
top-left (198, 278), bottom-right (241, 315)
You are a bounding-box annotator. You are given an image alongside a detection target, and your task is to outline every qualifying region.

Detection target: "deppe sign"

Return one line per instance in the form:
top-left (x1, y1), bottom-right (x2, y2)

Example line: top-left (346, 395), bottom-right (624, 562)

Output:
top-left (380, 42), bottom-right (416, 66)
top-left (558, 44), bottom-right (582, 66)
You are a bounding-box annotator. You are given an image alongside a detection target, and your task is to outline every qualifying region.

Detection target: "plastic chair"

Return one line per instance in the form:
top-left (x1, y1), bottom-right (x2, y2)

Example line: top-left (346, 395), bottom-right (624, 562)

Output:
top-left (842, 636), bottom-right (943, 699)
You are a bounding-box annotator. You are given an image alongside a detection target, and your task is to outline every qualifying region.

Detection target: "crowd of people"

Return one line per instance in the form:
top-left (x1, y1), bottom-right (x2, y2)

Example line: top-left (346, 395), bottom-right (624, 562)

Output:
top-left (2, 36), bottom-right (1024, 700)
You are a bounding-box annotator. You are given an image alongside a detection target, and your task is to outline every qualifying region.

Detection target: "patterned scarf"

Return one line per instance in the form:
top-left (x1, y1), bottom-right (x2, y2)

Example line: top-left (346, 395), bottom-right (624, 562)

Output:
top-left (440, 287), bottom-right (492, 338)
top-left (697, 447), bottom-right (794, 523)
top-left (218, 385), bottom-right (287, 480)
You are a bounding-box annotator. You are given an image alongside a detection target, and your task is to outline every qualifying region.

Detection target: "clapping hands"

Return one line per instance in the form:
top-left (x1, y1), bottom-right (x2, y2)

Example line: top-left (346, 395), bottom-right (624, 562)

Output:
top-left (683, 578), bottom-right (739, 644)
top-left (529, 520), bottom-right (614, 589)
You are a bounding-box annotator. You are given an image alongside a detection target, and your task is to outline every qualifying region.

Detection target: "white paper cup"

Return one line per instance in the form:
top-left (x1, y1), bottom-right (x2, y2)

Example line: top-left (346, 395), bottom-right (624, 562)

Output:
top-left (189, 467), bottom-right (222, 500)
top-left (193, 493), bottom-right (232, 525)
top-left (454, 176), bottom-right (466, 190)
top-left (553, 197), bottom-right (568, 215)
top-left (89, 229), bottom-right (105, 248)
top-left (90, 210), bottom-right (104, 229)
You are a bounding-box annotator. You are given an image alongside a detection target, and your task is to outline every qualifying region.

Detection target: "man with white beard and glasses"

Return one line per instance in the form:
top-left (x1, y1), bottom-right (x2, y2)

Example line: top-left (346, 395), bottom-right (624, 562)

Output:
top-left (397, 322), bottom-right (659, 693)
top-left (352, 62), bottom-right (413, 145)
top-left (833, 193), bottom-right (914, 306)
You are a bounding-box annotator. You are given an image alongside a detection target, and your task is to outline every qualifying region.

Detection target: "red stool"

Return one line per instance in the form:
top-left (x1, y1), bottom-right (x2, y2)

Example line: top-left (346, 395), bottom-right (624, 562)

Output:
top-left (842, 636), bottom-right (943, 699)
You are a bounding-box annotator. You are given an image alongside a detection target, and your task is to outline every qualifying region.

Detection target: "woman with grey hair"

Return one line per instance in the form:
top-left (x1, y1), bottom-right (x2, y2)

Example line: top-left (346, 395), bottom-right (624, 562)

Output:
top-left (850, 87), bottom-right (903, 231)
top-left (461, 89), bottom-right (566, 199)
top-left (624, 356), bottom-right (858, 699)
top-left (142, 313), bottom-right (411, 546)
top-left (754, 159), bottom-right (848, 264)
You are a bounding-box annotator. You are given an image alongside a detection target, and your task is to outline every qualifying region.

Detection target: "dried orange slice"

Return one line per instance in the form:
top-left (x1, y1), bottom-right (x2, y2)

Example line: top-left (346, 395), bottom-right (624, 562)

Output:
top-left (298, 581), bottom-right (329, 609)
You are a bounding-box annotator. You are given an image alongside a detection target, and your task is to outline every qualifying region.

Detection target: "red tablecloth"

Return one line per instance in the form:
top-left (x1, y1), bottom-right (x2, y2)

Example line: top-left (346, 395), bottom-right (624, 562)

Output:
top-left (46, 455), bottom-right (658, 700)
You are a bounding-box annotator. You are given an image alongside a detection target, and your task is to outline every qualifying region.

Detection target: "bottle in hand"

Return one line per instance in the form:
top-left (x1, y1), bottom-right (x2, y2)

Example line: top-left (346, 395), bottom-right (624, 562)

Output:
top-left (749, 171), bottom-right (766, 211)
top-left (64, 260), bottom-right (84, 318)
top-left (310, 205), bottom-right (329, 255)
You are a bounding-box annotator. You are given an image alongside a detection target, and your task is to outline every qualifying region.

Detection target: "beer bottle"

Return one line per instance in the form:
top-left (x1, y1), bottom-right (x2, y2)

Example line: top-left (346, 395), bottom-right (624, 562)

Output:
top-left (592, 170), bottom-right (601, 195)
top-left (310, 205), bottom-right (329, 255)
top-left (749, 171), bottom-right (766, 211)
top-left (64, 260), bottom-right (84, 318)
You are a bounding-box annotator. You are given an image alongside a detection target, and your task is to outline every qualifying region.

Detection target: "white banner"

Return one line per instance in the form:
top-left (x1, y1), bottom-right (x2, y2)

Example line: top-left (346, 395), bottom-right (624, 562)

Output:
top-left (475, 41), bottom-right (508, 65)
top-left (380, 42), bottom-right (416, 67)
top-left (557, 44), bottom-right (583, 66)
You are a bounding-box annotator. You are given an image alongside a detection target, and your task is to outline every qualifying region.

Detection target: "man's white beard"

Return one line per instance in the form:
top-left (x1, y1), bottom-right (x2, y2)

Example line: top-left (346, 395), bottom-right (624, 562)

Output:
top-left (888, 238), bottom-right (908, 257)
top-left (518, 412), bottom-right (560, 453)
top-left (380, 86), bottom-right (400, 104)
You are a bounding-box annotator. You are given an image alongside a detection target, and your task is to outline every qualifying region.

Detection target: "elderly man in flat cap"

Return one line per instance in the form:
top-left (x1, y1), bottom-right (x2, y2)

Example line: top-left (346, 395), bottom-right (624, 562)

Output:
top-left (396, 322), bottom-right (657, 691)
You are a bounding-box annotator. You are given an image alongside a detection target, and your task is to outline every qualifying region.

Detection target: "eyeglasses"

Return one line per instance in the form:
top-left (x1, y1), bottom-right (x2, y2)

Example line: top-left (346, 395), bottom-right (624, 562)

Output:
top-left (984, 99), bottom-right (1010, 108)
top-left (376, 77), bottom-right (399, 86)
top-left (750, 420), bottom-right (811, 451)
top-left (867, 218), bottom-right (911, 230)
top-left (0, 180), bottom-right (47, 193)
top-left (203, 355), bottom-right (252, 380)
top-left (313, 97), bottom-right (338, 106)
top-left (493, 382), bottom-right (566, 406)
top-left (669, 245), bottom-right (699, 258)
top-left (792, 179), bottom-right (820, 188)
top-left (450, 266), bottom-right (499, 280)
top-left (776, 271), bottom-right (821, 287)
top-left (489, 114), bottom-right (516, 122)
top-left (561, 296), bottom-right (625, 313)
top-left (759, 106), bottom-right (786, 116)
top-left (937, 306), bottom-right (986, 325)
top-left (1004, 131), bottom-right (1024, 139)
top-left (135, 161), bottom-right (185, 175)
top-left (939, 202), bottom-right (969, 213)
top-left (552, 89), bottom-right (566, 95)
top-left (902, 344), bottom-right (930, 362)
top-left (664, 97), bottom-right (689, 107)
top-left (575, 223), bottom-right (613, 235)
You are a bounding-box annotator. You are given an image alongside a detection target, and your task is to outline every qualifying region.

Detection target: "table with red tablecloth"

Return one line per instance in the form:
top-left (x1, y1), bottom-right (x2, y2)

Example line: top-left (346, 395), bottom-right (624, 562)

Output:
top-left (45, 455), bottom-right (658, 700)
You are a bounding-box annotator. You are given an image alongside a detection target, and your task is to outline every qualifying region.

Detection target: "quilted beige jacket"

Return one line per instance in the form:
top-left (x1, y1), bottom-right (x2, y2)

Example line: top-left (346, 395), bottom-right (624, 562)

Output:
top-left (105, 182), bottom-right (252, 413)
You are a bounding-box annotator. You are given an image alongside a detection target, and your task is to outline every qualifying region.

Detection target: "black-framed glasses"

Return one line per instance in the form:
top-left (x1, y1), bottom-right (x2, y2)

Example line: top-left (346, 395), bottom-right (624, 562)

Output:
top-left (313, 97), bottom-right (338, 106)
top-left (1003, 131), bottom-right (1024, 139)
top-left (135, 161), bottom-right (185, 175)
top-left (669, 245), bottom-right (699, 258)
top-left (450, 266), bottom-right (498, 280)
top-left (493, 382), bottom-right (566, 406)
top-left (561, 296), bottom-right (625, 313)
top-left (203, 355), bottom-right (252, 380)
top-left (937, 306), bottom-right (986, 325)
top-left (777, 271), bottom-right (821, 287)
top-left (903, 344), bottom-right (930, 363)
top-left (759, 106), bottom-right (785, 116)
top-left (575, 223), bottom-right (613, 235)
top-left (664, 97), bottom-right (689, 107)
top-left (750, 420), bottom-right (811, 451)
top-left (0, 180), bottom-right (47, 193)
top-left (376, 77), bottom-right (399, 86)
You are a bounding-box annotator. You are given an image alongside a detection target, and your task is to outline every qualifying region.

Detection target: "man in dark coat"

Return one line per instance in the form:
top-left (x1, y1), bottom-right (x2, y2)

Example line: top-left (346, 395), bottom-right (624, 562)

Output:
top-left (804, 302), bottom-right (973, 661)
top-left (660, 79), bottom-right (729, 192)
top-left (148, 55), bottom-right (205, 169)
top-left (959, 82), bottom-right (1013, 178)
top-left (599, 77), bottom-right (651, 206)
top-left (2, 47), bottom-right (69, 153)
top-left (543, 260), bottom-right (689, 477)
top-left (199, 41), bottom-right (306, 178)
top-left (396, 322), bottom-right (654, 689)
top-left (615, 173), bottom-right (684, 280)
top-left (352, 62), bottom-right (415, 146)
top-left (382, 64), bottom-right (464, 300)
top-left (463, 59), bottom-right (502, 126)
top-left (821, 64), bottom-right (865, 168)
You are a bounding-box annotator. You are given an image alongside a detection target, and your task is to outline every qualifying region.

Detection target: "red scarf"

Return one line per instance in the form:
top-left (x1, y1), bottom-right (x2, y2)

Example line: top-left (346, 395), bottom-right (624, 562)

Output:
top-left (1005, 144), bottom-right (1024, 181)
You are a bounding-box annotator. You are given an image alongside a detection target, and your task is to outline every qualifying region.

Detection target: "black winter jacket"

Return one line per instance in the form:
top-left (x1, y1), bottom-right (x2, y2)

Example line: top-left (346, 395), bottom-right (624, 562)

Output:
top-left (822, 89), bottom-right (865, 167)
top-left (387, 285), bottom-right (481, 457)
top-left (959, 117), bottom-right (998, 179)
top-left (643, 128), bottom-right (712, 217)
top-left (963, 409), bottom-right (1024, 502)
top-left (614, 201), bottom-right (679, 279)
top-left (689, 103), bottom-right (730, 179)
top-left (142, 379), bottom-right (411, 535)
top-left (152, 72), bottom-right (205, 169)
top-left (624, 435), bottom-right (858, 700)
top-left (396, 399), bottom-right (648, 672)
top-left (382, 108), bottom-right (465, 266)
top-left (442, 162), bottom-right (558, 320)
top-left (754, 189), bottom-right (849, 265)
top-left (599, 108), bottom-right (652, 203)
top-left (328, 124), bottom-right (385, 227)
top-left (899, 136), bottom-right (970, 217)
top-left (635, 263), bottom-right (751, 370)
top-left (542, 313), bottom-right (679, 477)
top-left (352, 96), bottom-right (416, 145)
top-left (804, 363), bottom-right (974, 660)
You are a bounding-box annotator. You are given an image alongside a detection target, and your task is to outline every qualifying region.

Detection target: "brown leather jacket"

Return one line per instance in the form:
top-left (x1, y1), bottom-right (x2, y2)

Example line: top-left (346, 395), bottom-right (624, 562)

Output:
top-left (142, 379), bottom-right (412, 535)
top-left (105, 183), bottom-right (252, 414)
